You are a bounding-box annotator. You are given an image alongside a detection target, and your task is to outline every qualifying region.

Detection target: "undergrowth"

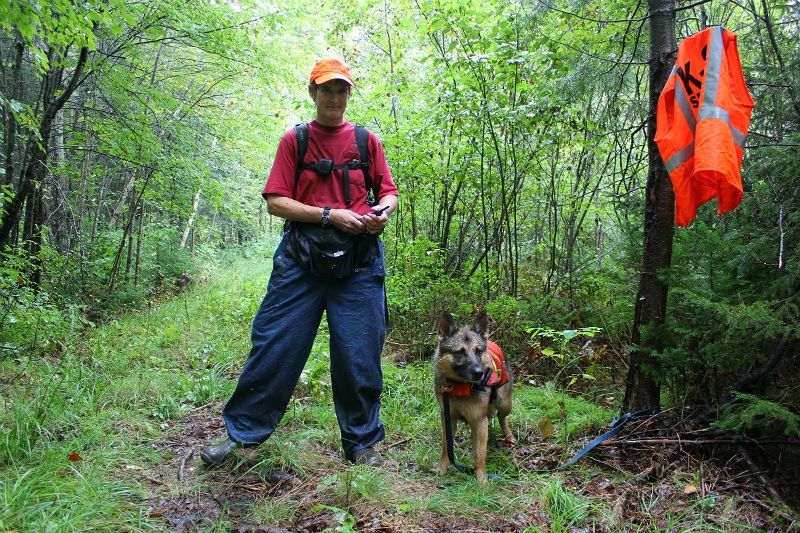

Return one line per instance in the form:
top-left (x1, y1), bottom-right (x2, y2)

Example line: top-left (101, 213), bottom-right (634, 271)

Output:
top-left (0, 236), bottom-right (784, 531)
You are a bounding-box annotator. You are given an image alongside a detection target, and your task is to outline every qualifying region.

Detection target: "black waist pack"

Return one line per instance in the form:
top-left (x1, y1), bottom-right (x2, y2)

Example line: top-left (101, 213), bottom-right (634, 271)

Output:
top-left (286, 222), bottom-right (379, 278)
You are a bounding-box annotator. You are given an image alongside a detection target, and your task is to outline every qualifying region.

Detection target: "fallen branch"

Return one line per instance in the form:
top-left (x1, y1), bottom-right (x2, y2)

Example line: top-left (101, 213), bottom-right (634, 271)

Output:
top-left (385, 437), bottom-right (410, 449)
top-left (178, 449), bottom-right (195, 481)
top-left (737, 445), bottom-right (798, 522)
top-left (600, 438), bottom-right (800, 446)
top-left (231, 483), bottom-right (266, 493)
top-left (745, 497), bottom-right (797, 526)
top-left (144, 475), bottom-right (165, 486)
top-left (729, 337), bottom-right (791, 396)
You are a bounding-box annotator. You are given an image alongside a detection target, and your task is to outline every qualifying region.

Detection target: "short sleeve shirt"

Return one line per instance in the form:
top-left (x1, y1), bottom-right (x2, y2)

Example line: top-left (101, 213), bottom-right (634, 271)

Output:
top-left (263, 120), bottom-right (398, 216)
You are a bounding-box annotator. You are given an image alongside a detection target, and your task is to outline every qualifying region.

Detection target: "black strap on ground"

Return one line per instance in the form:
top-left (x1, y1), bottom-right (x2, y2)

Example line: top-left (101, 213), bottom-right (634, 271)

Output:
top-left (559, 406), bottom-right (661, 469)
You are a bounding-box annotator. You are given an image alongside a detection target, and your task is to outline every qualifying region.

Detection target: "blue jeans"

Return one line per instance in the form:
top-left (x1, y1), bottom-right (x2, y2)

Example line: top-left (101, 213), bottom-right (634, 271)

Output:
top-left (223, 234), bottom-right (387, 456)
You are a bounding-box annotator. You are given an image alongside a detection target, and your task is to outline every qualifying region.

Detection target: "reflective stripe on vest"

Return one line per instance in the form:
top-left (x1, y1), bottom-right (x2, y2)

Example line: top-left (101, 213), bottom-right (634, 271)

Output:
top-left (655, 26), bottom-right (754, 226)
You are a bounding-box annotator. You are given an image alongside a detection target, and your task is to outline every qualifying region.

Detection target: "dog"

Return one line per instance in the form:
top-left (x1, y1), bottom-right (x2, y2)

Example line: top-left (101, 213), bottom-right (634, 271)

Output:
top-left (433, 310), bottom-right (515, 484)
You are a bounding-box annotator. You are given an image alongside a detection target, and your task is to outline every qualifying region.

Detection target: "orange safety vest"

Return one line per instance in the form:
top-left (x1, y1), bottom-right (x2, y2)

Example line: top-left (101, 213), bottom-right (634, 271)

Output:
top-left (655, 26), bottom-right (754, 227)
top-left (447, 340), bottom-right (510, 398)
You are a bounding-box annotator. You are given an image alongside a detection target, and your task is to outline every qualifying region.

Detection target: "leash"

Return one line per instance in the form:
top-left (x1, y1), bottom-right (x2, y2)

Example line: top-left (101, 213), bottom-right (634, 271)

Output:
top-left (442, 391), bottom-right (473, 475)
top-left (559, 406), bottom-right (661, 469)
top-left (441, 376), bottom-right (503, 479)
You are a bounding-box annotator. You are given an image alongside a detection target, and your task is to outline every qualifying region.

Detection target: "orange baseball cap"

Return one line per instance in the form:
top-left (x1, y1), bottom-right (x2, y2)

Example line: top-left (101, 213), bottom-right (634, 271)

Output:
top-left (309, 58), bottom-right (354, 86)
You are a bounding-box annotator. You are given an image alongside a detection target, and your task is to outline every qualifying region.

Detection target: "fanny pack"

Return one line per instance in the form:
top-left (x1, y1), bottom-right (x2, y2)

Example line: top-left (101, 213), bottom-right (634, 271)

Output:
top-left (285, 222), bottom-right (379, 278)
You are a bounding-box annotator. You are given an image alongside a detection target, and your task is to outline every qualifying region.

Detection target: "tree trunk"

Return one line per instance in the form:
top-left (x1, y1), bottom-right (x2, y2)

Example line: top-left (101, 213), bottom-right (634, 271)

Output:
top-left (622, 0), bottom-right (676, 414)
top-left (50, 107), bottom-right (69, 252)
top-left (134, 200), bottom-right (144, 286)
top-left (180, 189), bottom-right (201, 249)
top-left (108, 170), bottom-right (152, 291)
top-left (109, 172), bottom-right (137, 230)
top-left (3, 32), bottom-right (24, 190)
top-left (124, 188), bottom-right (136, 278)
top-left (77, 84), bottom-right (96, 254)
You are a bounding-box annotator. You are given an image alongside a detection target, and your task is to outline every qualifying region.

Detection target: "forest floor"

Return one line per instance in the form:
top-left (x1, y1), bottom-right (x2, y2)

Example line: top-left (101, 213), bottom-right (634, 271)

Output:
top-left (2, 239), bottom-right (798, 531)
top-left (134, 399), bottom-right (798, 532)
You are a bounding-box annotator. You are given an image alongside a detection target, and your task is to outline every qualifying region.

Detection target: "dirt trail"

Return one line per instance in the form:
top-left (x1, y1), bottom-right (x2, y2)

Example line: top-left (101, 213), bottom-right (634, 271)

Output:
top-left (132, 402), bottom-right (796, 531)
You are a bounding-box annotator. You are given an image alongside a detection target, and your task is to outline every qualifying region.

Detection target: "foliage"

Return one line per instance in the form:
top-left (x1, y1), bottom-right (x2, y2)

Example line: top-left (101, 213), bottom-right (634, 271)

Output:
top-left (524, 325), bottom-right (611, 394)
top-left (713, 392), bottom-right (800, 438)
top-left (0, 248), bottom-right (89, 360)
top-left (385, 236), bottom-right (474, 357)
top-left (0, 239), bottom-right (785, 531)
top-left (0, 0), bottom-right (799, 528)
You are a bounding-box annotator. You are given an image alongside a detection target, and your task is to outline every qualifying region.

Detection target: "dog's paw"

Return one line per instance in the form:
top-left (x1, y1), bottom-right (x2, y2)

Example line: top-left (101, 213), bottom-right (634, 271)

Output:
top-left (435, 460), bottom-right (449, 474)
top-left (476, 471), bottom-right (489, 485)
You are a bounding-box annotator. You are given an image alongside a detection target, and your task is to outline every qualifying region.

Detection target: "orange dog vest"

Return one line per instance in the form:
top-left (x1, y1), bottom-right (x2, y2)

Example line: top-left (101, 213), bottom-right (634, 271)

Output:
top-left (447, 340), bottom-right (509, 398)
top-left (655, 26), bottom-right (754, 226)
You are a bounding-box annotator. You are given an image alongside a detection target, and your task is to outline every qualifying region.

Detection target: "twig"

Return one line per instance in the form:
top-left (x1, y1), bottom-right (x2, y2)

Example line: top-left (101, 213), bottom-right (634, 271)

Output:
top-left (178, 449), bottom-right (195, 481)
top-left (745, 497), bottom-right (797, 525)
top-left (737, 445), bottom-right (797, 522)
top-left (144, 475), bottom-right (165, 486)
top-left (384, 339), bottom-right (415, 347)
top-left (231, 483), bottom-right (265, 493)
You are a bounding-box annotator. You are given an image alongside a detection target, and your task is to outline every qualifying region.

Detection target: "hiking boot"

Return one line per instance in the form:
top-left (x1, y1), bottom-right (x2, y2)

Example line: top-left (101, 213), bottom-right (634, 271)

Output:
top-left (348, 447), bottom-right (383, 467)
top-left (200, 437), bottom-right (238, 466)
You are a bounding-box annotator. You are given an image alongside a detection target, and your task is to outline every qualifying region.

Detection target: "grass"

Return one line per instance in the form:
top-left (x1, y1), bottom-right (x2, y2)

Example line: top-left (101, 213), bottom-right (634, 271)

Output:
top-left (541, 478), bottom-right (590, 530)
top-left (0, 236), bottom-right (784, 531)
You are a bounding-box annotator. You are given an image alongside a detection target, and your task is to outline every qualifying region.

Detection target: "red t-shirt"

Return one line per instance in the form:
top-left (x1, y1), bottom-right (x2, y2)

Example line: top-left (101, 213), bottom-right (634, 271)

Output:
top-left (263, 121), bottom-right (398, 215)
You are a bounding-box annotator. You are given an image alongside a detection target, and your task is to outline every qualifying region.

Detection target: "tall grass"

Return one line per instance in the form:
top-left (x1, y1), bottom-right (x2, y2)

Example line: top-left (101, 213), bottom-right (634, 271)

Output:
top-left (0, 239), bottom-right (276, 531)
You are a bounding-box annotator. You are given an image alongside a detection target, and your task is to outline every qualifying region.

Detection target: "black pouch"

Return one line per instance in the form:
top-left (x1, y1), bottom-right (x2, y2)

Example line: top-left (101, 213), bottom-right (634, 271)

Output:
top-left (286, 222), bottom-right (378, 278)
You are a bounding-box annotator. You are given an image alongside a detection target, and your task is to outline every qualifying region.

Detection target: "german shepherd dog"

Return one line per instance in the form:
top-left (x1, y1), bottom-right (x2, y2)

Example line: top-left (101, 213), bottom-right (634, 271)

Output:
top-left (433, 310), bottom-right (515, 484)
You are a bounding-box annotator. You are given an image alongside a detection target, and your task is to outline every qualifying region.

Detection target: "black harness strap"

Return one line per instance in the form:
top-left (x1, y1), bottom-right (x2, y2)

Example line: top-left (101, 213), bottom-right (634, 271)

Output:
top-left (354, 125), bottom-right (376, 206)
top-left (293, 123), bottom-right (310, 201)
top-left (292, 123), bottom-right (378, 207)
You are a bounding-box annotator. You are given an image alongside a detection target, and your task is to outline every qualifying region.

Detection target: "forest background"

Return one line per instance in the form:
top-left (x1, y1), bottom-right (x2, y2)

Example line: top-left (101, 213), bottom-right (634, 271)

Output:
top-left (1, 0), bottom-right (799, 530)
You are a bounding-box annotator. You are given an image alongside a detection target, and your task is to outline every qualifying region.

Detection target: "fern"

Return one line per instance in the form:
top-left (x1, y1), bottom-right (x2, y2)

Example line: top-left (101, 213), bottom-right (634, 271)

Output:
top-left (713, 392), bottom-right (800, 437)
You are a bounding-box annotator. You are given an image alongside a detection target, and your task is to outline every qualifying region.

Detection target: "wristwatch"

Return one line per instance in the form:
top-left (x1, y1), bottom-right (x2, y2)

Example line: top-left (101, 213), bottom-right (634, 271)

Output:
top-left (321, 207), bottom-right (332, 227)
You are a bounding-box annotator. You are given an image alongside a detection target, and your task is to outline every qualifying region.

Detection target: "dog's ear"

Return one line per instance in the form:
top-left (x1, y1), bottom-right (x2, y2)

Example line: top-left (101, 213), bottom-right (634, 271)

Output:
top-left (438, 311), bottom-right (458, 339)
top-left (473, 310), bottom-right (489, 338)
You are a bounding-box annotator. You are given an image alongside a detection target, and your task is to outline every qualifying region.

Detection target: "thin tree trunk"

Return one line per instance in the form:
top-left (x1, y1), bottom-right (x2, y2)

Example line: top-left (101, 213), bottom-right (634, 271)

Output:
top-left (181, 189), bottom-right (201, 249)
top-left (622, 0), bottom-right (676, 413)
top-left (108, 170), bottom-right (152, 291)
top-left (50, 107), bottom-right (69, 252)
top-left (124, 188), bottom-right (136, 278)
top-left (134, 200), bottom-right (144, 286)
top-left (109, 172), bottom-right (137, 230)
top-left (77, 82), bottom-right (95, 255)
top-left (90, 172), bottom-right (108, 246)
top-left (760, 0), bottom-right (800, 121)
top-left (3, 32), bottom-right (24, 190)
